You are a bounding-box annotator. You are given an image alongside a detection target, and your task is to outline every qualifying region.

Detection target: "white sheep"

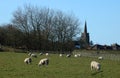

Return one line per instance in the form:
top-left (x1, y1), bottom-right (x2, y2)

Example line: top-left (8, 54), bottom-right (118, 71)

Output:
top-left (59, 54), bottom-right (63, 57)
top-left (74, 54), bottom-right (81, 57)
top-left (24, 57), bottom-right (32, 64)
top-left (45, 53), bottom-right (49, 56)
top-left (77, 54), bottom-right (81, 57)
top-left (66, 54), bottom-right (71, 57)
top-left (39, 52), bottom-right (43, 56)
top-left (98, 56), bottom-right (103, 60)
top-left (38, 58), bottom-right (49, 66)
top-left (74, 54), bottom-right (78, 57)
top-left (28, 52), bottom-right (32, 56)
top-left (91, 61), bottom-right (101, 71)
top-left (31, 53), bottom-right (37, 58)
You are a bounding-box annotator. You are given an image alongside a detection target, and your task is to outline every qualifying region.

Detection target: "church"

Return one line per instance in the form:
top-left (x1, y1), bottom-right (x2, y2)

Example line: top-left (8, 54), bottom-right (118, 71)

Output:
top-left (80, 21), bottom-right (90, 48)
top-left (79, 21), bottom-right (120, 50)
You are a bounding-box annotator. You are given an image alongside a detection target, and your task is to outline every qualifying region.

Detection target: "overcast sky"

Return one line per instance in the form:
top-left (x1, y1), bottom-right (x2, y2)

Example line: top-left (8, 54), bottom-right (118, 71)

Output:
top-left (0, 0), bottom-right (120, 45)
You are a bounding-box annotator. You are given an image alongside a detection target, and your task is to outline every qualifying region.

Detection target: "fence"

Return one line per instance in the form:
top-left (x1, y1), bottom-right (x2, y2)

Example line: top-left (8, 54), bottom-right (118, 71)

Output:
top-left (73, 50), bottom-right (120, 61)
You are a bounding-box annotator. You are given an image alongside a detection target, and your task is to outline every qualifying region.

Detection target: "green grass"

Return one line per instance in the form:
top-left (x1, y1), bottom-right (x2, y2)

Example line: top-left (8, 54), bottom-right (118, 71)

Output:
top-left (0, 52), bottom-right (120, 78)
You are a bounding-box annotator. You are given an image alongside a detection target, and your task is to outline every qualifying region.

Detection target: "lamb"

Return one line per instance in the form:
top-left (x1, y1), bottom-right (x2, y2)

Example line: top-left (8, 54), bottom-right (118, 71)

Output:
top-left (38, 58), bottom-right (49, 66)
top-left (91, 61), bottom-right (101, 71)
top-left (24, 57), bottom-right (32, 64)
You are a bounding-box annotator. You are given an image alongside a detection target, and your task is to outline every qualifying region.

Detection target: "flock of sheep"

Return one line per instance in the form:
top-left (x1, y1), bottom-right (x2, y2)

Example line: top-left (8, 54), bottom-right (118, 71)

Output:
top-left (24, 52), bottom-right (49, 66)
top-left (24, 52), bottom-right (103, 71)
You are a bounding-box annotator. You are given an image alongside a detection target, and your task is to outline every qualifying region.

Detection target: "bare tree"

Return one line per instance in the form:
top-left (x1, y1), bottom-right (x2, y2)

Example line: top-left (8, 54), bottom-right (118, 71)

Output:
top-left (52, 11), bottom-right (80, 52)
top-left (11, 5), bottom-right (81, 52)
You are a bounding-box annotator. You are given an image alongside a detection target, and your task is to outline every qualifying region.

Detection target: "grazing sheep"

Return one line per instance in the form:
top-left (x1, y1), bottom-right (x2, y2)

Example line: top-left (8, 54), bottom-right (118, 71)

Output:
top-left (31, 53), bottom-right (37, 58)
top-left (39, 52), bottom-right (43, 56)
top-left (74, 54), bottom-right (81, 57)
top-left (66, 54), bottom-right (71, 57)
top-left (24, 57), bottom-right (32, 64)
top-left (98, 56), bottom-right (103, 60)
top-left (91, 61), bottom-right (101, 71)
top-left (28, 52), bottom-right (32, 56)
top-left (38, 58), bottom-right (49, 66)
top-left (74, 53), bottom-right (81, 57)
top-left (59, 54), bottom-right (63, 57)
top-left (46, 53), bottom-right (49, 56)
top-left (77, 54), bottom-right (81, 57)
top-left (74, 54), bottom-right (78, 57)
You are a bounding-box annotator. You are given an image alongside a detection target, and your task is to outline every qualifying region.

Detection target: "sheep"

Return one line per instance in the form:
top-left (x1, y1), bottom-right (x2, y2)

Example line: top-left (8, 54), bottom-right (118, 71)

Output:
top-left (31, 53), bottom-right (37, 58)
top-left (98, 56), bottom-right (103, 60)
top-left (74, 54), bottom-right (78, 57)
top-left (38, 58), bottom-right (49, 66)
top-left (77, 54), bottom-right (81, 57)
top-left (66, 54), bottom-right (71, 57)
top-left (91, 61), bottom-right (101, 71)
top-left (59, 54), bottom-right (63, 57)
top-left (45, 53), bottom-right (49, 56)
top-left (24, 57), bottom-right (32, 64)
top-left (39, 52), bottom-right (43, 56)
top-left (74, 54), bottom-right (81, 57)
top-left (28, 52), bottom-right (32, 56)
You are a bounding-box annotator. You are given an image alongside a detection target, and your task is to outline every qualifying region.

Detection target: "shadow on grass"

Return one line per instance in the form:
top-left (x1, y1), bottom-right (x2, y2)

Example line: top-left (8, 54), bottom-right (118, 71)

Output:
top-left (91, 70), bottom-right (103, 76)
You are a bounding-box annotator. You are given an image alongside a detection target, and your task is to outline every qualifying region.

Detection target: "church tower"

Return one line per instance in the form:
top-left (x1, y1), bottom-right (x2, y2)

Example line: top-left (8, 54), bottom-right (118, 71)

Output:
top-left (80, 21), bottom-right (90, 48)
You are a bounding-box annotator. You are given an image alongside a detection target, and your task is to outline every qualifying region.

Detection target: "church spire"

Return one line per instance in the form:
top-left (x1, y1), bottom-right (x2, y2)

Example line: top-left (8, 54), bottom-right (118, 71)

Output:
top-left (84, 21), bottom-right (87, 33)
top-left (80, 20), bottom-right (90, 48)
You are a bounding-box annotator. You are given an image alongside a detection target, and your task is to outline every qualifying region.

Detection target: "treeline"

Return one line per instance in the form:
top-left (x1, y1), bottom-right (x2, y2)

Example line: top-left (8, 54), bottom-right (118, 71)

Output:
top-left (0, 5), bottom-right (80, 52)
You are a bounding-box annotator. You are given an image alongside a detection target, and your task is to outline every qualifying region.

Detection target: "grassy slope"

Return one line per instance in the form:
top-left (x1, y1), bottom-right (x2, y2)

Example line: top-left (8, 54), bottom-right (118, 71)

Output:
top-left (0, 52), bottom-right (120, 78)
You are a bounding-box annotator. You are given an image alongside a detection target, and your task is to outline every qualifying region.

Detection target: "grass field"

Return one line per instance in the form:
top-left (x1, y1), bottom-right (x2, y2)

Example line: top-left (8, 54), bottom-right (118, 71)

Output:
top-left (0, 52), bottom-right (120, 78)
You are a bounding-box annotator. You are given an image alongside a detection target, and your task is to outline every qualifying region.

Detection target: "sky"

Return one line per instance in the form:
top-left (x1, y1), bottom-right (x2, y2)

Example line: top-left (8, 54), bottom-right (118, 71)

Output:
top-left (0, 0), bottom-right (120, 45)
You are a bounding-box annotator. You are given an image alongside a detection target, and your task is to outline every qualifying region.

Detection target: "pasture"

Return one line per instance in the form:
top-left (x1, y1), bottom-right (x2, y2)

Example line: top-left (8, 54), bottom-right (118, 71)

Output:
top-left (0, 52), bottom-right (120, 78)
